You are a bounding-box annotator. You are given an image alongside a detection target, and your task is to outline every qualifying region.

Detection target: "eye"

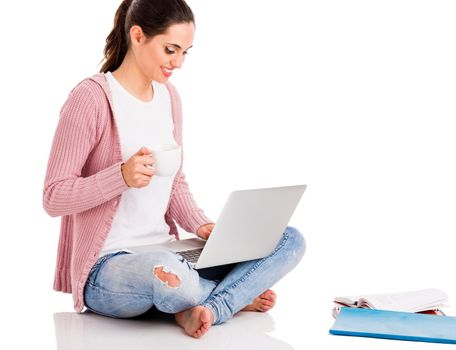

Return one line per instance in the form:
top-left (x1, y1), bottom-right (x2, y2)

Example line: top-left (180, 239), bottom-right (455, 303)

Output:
top-left (165, 47), bottom-right (176, 54)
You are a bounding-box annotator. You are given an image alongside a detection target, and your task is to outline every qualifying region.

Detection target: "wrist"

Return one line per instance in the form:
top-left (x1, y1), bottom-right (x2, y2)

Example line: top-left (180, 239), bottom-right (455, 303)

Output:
top-left (120, 163), bottom-right (130, 187)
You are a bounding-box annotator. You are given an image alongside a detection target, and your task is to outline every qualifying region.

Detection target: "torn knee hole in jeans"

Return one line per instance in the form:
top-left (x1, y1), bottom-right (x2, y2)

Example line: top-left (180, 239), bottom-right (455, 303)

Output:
top-left (153, 265), bottom-right (181, 288)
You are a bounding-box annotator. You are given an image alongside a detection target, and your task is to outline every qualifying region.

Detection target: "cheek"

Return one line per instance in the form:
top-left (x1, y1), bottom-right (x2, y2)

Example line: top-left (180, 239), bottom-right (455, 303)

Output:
top-left (138, 48), bottom-right (164, 73)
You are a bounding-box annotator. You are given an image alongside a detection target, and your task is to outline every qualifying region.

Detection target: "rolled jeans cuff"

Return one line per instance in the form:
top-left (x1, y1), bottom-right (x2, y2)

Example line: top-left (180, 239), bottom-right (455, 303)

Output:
top-left (202, 300), bottom-right (220, 325)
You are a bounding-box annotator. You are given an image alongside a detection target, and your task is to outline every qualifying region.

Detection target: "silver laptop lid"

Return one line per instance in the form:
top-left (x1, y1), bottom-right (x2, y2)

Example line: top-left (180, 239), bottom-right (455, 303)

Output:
top-left (195, 185), bottom-right (306, 269)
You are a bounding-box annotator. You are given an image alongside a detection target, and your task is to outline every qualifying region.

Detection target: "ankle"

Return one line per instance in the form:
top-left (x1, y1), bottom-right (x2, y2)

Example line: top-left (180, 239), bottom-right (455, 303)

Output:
top-left (202, 304), bottom-right (216, 325)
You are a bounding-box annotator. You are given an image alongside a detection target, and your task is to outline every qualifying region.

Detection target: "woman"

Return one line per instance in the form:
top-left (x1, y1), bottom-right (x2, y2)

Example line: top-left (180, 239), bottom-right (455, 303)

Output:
top-left (43, 0), bottom-right (306, 339)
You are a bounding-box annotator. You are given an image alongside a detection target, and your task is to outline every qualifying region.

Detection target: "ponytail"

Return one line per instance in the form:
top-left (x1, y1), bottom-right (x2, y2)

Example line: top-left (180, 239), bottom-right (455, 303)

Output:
top-left (99, 0), bottom-right (195, 73)
top-left (100, 0), bottom-right (134, 73)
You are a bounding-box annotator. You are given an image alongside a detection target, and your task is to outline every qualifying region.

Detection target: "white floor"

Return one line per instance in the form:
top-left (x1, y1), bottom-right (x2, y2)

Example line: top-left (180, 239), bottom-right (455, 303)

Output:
top-left (54, 311), bottom-right (292, 350)
top-left (5, 257), bottom-right (454, 350)
top-left (51, 309), bottom-right (456, 350)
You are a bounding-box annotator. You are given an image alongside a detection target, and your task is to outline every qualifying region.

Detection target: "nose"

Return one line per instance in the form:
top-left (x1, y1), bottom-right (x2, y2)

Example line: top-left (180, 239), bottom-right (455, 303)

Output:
top-left (170, 54), bottom-right (185, 69)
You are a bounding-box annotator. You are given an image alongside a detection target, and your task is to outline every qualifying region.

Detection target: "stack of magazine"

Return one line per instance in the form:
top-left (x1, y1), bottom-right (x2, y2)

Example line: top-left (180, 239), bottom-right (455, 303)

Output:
top-left (332, 288), bottom-right (449, 318)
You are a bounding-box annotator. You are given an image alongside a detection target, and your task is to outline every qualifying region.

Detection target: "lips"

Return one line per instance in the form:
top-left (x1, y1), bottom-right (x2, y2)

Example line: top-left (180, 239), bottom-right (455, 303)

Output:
top-left (161, 66), bottom-right (173, 77)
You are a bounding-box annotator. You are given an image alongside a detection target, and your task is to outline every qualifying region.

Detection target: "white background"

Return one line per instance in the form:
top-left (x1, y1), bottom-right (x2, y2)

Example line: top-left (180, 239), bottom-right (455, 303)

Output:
top-left (1, 0), bottom-right (455, 348)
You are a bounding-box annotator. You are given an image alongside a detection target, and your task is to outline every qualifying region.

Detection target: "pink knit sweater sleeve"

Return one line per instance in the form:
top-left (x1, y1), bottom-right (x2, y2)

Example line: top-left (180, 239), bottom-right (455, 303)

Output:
top-left (43, 82), bottom-right (128, 217)
top-left (168, 171), bottom-right (214, 233)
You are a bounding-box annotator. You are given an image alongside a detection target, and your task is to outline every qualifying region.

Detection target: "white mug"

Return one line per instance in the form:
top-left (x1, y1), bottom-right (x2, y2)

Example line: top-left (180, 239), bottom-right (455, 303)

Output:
top-left (147, 144), bottom-right (181, 176)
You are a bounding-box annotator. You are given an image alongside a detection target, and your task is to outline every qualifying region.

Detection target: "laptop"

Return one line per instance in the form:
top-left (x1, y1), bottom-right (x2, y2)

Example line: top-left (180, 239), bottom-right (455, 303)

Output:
top-left (127, 185), bottom-right (306, 269)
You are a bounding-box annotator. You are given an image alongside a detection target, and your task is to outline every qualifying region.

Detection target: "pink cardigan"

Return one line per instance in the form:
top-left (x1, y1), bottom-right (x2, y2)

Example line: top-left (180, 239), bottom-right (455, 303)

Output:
top-left (43, 73), bottom-right (213, 312)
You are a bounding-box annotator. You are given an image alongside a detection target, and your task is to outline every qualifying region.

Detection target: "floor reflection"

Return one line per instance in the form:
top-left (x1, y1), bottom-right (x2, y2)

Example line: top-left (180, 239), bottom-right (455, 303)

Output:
top-left (54, 309), bottom-right (294, 350)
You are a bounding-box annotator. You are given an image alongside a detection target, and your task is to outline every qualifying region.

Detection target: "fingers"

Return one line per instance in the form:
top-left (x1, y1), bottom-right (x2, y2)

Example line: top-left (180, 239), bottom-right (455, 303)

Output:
top-left (140, 154), bottom-right (156, 170)
top-left (197, 223), bottom-right (215, 240)
top-left (198, 230), bottom-right (210, 240)
top-left (136, 148), bottom-right (155, 171)
top-left (122, 149), bottom-right (157, 188)
top-left (202, 224), bottom-right (215, 234)
top-left (133, 156), bottom-right (155, 174)
top-left (136, 146), bottom-right (152, 156)
top-left (128, 172), bottom-right (154, 187)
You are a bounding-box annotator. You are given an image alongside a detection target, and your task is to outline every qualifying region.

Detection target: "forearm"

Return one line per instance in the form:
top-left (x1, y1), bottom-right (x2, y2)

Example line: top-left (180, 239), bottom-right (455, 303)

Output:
top-left (43, 162), bottom-right (128, 217)
top-left (168, 172), bottom-right (213, 233)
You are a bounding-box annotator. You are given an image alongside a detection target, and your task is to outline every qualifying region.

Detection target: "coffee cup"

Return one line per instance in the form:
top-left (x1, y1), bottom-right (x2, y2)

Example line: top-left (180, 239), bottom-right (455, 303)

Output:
top-left (147, 144), bottom-right (181, 176)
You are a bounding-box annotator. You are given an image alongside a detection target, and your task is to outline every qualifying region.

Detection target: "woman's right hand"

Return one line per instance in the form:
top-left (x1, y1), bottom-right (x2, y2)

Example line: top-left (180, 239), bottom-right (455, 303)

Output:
top-left (121, 147), bottom-right (156, 188)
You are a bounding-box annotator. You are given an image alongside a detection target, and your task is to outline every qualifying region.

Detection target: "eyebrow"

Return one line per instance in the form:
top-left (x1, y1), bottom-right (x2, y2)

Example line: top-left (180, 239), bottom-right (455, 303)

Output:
top-left (166, 43), bottom-right (193, 50)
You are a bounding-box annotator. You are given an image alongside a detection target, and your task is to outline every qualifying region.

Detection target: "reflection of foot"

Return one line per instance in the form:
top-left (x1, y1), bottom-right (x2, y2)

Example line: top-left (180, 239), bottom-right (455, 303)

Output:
top-left (242, 289), bottom-right (277, 312)
top-left (175, 306), bottom-right (214, 338)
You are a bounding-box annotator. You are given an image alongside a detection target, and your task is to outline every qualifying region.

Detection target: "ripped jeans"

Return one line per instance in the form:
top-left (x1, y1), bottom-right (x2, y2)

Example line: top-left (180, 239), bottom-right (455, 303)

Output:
top-left (83, 226), bottom-right (306, 325)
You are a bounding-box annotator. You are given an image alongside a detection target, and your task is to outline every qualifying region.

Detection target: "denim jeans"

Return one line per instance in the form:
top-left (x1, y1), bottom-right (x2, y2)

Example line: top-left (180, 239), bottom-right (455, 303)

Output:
top-left (83, 226), bottom-right (306, 325)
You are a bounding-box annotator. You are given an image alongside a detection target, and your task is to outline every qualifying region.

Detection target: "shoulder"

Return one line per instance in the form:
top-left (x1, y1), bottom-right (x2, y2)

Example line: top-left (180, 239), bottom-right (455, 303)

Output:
top-left (61, 74), bottom-right (110, 116)
top-left (59, 75), bottom-right (111, 129)
top-left (68, 74), bottom-right (108, 105)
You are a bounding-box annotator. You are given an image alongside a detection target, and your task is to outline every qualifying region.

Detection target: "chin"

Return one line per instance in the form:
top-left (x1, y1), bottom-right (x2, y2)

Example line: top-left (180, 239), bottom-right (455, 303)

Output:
top-left (155, 75), bottom-right (169, 84)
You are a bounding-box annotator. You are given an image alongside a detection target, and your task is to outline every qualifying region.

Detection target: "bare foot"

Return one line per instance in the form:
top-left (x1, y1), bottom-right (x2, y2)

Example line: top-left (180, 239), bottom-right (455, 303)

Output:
top-left (175, 305), bottom-right (213, 338)
top-left (242, 289), bottom-right (277, 312)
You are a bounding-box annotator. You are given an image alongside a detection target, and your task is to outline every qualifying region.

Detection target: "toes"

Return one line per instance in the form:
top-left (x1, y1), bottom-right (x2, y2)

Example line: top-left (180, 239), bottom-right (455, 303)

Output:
top-left (258, 304), bottom-right (269, 312)
top-left (195, 328), bottom-right (204, 338)
top-left (243, 292), bottom-right (277, 313)
top-left (260, 299), bottom-right (276, 311)
top-left (260, 289), bottom-right (271, 298)
top-left (195, 327), bottom-right (207, 338)
top-left (260, 289), bottom-right (276, 301)
top-left (261, 300), bottom-right (274, 307)
top-left (266, 290), bottom-right (277, 299)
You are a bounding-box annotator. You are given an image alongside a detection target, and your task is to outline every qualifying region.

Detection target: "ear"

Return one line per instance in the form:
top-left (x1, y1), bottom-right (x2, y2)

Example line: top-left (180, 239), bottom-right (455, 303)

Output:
top-left (129, 25), bottom-right (145, 45)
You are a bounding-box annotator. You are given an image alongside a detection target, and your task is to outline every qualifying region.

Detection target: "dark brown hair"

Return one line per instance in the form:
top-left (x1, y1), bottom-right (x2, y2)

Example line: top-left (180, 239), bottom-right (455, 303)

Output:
top-left (100, 0), bottom-right (195, 73)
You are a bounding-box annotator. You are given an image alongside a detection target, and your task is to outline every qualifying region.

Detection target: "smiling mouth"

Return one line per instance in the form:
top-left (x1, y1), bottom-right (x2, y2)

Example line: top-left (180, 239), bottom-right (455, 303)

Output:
top-left (161, 66), bottom-right (173, 76)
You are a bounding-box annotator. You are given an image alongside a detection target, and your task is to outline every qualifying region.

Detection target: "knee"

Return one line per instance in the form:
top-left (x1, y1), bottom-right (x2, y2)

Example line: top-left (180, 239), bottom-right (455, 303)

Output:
top-left (154, 273), bottom-right (202, 314)
top-left (149, 252), bottom-right (202, 313)
top-left (284, 226), bottom-right (306, 260)
top-left (153, 265), bottom-right (181, 288)
top-left (149, 251), bottom-right (185, 289)
top-left (129, 251), bottom-right (181, 290)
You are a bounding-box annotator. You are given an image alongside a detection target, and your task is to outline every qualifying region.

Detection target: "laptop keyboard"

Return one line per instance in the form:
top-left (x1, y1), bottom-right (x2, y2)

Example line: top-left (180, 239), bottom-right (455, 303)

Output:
top-left (177, 248), bottom-right (203, 263)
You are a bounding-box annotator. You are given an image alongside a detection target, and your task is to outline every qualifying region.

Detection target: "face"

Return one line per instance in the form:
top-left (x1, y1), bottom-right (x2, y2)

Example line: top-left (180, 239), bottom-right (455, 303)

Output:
top-left (130, 22), bottom-right (195, 83)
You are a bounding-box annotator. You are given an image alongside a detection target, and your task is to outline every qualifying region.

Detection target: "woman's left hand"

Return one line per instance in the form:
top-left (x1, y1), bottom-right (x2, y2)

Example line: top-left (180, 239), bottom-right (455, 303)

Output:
top-left (196, 223), bottom-right (215, 240)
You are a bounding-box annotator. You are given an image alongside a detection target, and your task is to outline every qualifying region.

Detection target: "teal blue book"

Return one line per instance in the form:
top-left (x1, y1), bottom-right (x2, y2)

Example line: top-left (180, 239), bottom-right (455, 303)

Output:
top-left (329, 307), bottom-right (456, 344)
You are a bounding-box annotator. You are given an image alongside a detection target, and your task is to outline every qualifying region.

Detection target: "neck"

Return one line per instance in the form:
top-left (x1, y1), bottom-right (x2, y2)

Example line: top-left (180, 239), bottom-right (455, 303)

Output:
top-left (111, 52), bottom-right (154, 102)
